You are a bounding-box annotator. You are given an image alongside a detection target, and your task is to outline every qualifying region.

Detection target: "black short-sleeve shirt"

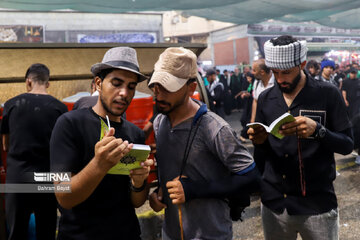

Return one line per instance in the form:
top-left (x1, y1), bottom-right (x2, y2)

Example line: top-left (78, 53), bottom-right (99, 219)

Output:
top-left (0, 93), bottom-right (67, 183)
top-left (50, 108), bottom-right (145, 240)
top-left (254, 74), bottom-right (351, 215)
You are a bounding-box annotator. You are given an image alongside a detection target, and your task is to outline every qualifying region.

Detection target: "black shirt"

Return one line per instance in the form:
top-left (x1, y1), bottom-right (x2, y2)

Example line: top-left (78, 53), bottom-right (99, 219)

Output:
top-left (254, 74), bottom-right (351, 215)
top-left (342, 77), bottom-right (360, 119)
top-left (230, 74), bottom-right (242, 95)
top-left (50, 108), bottom-right (145, 240)
top-left (0, 93), bottom-right (67, 183)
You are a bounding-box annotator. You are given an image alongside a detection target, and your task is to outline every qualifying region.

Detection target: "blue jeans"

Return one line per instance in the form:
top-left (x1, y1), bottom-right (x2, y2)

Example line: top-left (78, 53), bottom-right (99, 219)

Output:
top-left (261, 204), bottom-right (339, 240)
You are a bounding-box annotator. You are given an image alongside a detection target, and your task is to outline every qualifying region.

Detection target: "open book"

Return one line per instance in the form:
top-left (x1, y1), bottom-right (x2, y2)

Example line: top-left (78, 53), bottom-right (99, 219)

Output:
top-left (107, 144), bottom-right (151, 175)
top-left (246, 113), bottom-right (295, 139)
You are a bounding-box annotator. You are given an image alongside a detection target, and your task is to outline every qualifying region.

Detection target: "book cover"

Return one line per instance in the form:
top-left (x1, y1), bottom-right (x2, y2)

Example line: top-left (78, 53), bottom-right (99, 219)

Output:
top-left (247, 113), bottom-right (295, 139)
top-left (98, 117), bottom-right (150, 175)
top-left (107, 144), bottom-right (151, 175)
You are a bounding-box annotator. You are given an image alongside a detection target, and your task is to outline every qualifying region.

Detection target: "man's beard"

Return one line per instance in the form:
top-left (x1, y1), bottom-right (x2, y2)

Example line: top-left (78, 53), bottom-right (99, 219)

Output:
top-left (100, 94), bottom-right (127, 116)
top-left (156, 99), bottom-right (183, 115)
top-left (155, 93), bottom-right (187, 115)
top-left (277, 71), bottom-right (301, 94)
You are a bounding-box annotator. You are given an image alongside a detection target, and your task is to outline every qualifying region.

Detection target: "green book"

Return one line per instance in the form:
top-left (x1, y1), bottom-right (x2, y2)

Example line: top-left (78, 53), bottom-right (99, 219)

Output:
top-left (246, 113), bottom-right (295, 139)
top-left (107, 144), bottom-right (151, 175)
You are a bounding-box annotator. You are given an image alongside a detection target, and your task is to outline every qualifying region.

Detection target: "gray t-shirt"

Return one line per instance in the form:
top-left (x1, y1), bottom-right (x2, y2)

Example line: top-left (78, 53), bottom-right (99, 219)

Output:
top-left (154, 110), bottom-right (254, 240)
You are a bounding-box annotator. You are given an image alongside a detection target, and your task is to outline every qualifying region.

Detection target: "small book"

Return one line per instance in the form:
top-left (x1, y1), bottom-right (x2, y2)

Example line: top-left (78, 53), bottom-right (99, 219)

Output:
top-left (107, 144), bottom-right (151, 175)
top-left (246, 113), bottom-right (295, 139)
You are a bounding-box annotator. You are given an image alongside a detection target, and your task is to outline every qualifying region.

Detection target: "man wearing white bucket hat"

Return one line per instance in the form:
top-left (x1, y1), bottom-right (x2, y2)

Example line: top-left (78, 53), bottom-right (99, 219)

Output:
top-left (50, 47), bottom-right (153, 240)
top-left (248, 35), bottom-right (353, 240)
top-left (148, 47), bottom-right (259, 240)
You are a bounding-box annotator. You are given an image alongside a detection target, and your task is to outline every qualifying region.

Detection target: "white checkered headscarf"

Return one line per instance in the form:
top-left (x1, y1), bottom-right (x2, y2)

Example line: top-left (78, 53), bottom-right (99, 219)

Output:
top-left (264, 39), bottom-right (307, 70)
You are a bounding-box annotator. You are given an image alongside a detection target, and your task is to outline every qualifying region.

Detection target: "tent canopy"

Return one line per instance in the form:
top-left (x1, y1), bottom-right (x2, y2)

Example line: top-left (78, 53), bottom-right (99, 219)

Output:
top-left (0, 0), bottom-right (359, 29)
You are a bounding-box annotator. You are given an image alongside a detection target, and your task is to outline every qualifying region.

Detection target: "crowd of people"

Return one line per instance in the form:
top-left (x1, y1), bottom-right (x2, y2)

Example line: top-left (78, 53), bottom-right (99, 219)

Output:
top-left (204, 52), bottom-right (360, 165)
top-left (0, 35), bottom-right (358, 240)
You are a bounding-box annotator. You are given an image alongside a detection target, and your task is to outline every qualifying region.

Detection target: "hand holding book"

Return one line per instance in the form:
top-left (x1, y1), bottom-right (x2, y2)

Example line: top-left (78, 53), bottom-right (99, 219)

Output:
top-left (247, 113), bottom-right (318, 140)
top-left (107, 144), bottom-right (151, 175)
top-left (100, 116), bottom-right (152, 175)
top-left (278, 115), bottom-right (318, 139)
top-left (247, 113), bottom-right (296, 139)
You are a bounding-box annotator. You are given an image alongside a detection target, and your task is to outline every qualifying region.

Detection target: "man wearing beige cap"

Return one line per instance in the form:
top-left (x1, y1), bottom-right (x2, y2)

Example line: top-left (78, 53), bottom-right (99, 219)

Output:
top-left (148, 47), bottom-right (259, 240)
top-left (50, 47), bottom-right (153, 240)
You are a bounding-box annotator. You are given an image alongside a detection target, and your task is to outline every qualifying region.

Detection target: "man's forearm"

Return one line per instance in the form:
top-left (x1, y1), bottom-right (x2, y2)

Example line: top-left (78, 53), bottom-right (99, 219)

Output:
top-left (250, 99), bottom-right (257, 123)
top-left (55, 158), bottom-right (108, 209)
top-left (1, 134), bottom-right (9, 152)
top-left (131, 185), bottom-right (150, 208)
top-left (341, 90), bottom-right (347, 103)
top-left (320, 127), bottom-right (353, 155)
top-left (180, 166), bottom-right (261, 201)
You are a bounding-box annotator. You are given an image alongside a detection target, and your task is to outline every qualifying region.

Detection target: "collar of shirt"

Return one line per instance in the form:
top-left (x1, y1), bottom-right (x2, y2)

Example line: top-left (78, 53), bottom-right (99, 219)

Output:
top-left (267, 72), bottom-right (316, 112)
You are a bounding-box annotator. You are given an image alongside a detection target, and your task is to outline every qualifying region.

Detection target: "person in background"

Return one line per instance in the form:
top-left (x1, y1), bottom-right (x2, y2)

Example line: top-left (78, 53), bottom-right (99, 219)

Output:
top-left (333, 64), bottom-right (345, 90)
top-left (351, 62), bottom-right (360, 76)
top-left (220, 69), bottom-right (232, 115)
top-left (235, 72), bottom-right (255, 142)
top-left (305, 60), bottom-right (320, 78)
top-left (315, 59), bottom-right (338, 87)
top-left (206, 69), bottom-right (225, 118)
top-left (346, 62), bottom-right (360, 79)
top-left (1, 63), bottom-right (68, 240)
top-left (250, 59), bottom-right (275, 123)
top-left (216, 69), bottom-right (221, 80)
top-left (72, 79), bottom-right (99, 110)
top-left (342, 67), bottom-right (360, 164)
top-left (230, 67), bottom-right (242, 110)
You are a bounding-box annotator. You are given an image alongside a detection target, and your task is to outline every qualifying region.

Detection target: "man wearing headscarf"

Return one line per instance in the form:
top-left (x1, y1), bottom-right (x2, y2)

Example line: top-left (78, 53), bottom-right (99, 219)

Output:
top-left (248, 35), bottom-right (353, 240)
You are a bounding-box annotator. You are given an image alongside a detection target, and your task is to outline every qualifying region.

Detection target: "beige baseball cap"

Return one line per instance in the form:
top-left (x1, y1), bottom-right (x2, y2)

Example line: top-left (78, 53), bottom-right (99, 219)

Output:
top-left (148, 47), bottom-right (198, 92)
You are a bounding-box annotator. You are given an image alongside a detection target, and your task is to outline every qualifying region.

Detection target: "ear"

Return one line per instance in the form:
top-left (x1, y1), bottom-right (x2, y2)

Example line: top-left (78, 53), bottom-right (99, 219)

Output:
top-left (26, 78), bottom-right (32, 92)
top-left (300, 61), bottom-right (307, 70)
top-left (188, 81), bottom-right (197, 97)
top-left (94, 76), bottom-right (102, 92)
top-left (46, 81), bottom-right (50, 89)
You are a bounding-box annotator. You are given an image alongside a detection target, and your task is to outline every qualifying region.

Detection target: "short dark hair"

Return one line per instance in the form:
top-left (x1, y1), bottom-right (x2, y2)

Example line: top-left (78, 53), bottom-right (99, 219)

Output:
top-left (306, 60), bottom-right (320, 71)
top-left (257, 59), bottom-right (271, 74)
top-left (96, 68), bottom-right (115, 81)
top-left (223, 69), bottom-right (228, 73)
top-left (187, 78), bottom-right (197, 85)
top-left (206, 69), bottom-right (216, 76)
top-left (270, 35), bottom-right (297, 46)
top-left (216, 69), bottom-right (220, 73)
top-left (245, 72), bottom-right (254, 78)
top-left (96, 68), bottom-right (141, 82)
top-left (25, 63), bottom-right (50, 84)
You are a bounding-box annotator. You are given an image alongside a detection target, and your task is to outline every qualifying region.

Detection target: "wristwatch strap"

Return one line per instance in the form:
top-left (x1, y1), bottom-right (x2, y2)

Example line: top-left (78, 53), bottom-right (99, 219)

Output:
top-left (130, 180), bottom-right (147, 192)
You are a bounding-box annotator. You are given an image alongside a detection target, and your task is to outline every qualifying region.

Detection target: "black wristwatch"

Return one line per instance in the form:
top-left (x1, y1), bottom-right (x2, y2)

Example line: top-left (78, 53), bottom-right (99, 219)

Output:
top-left (314, 122), bottom-right (326, 139)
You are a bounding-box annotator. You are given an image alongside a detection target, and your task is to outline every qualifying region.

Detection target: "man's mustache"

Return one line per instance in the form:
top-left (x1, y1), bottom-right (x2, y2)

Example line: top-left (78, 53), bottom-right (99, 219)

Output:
top-left (155, 99), bottom-right (171, 106)
top-left (113, 98), bottom-right (129, 105)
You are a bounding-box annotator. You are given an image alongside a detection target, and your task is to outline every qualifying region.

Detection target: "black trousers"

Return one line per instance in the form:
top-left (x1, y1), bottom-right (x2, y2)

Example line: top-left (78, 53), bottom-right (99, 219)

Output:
top-left (5, 193), bottom-right (57, 240)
